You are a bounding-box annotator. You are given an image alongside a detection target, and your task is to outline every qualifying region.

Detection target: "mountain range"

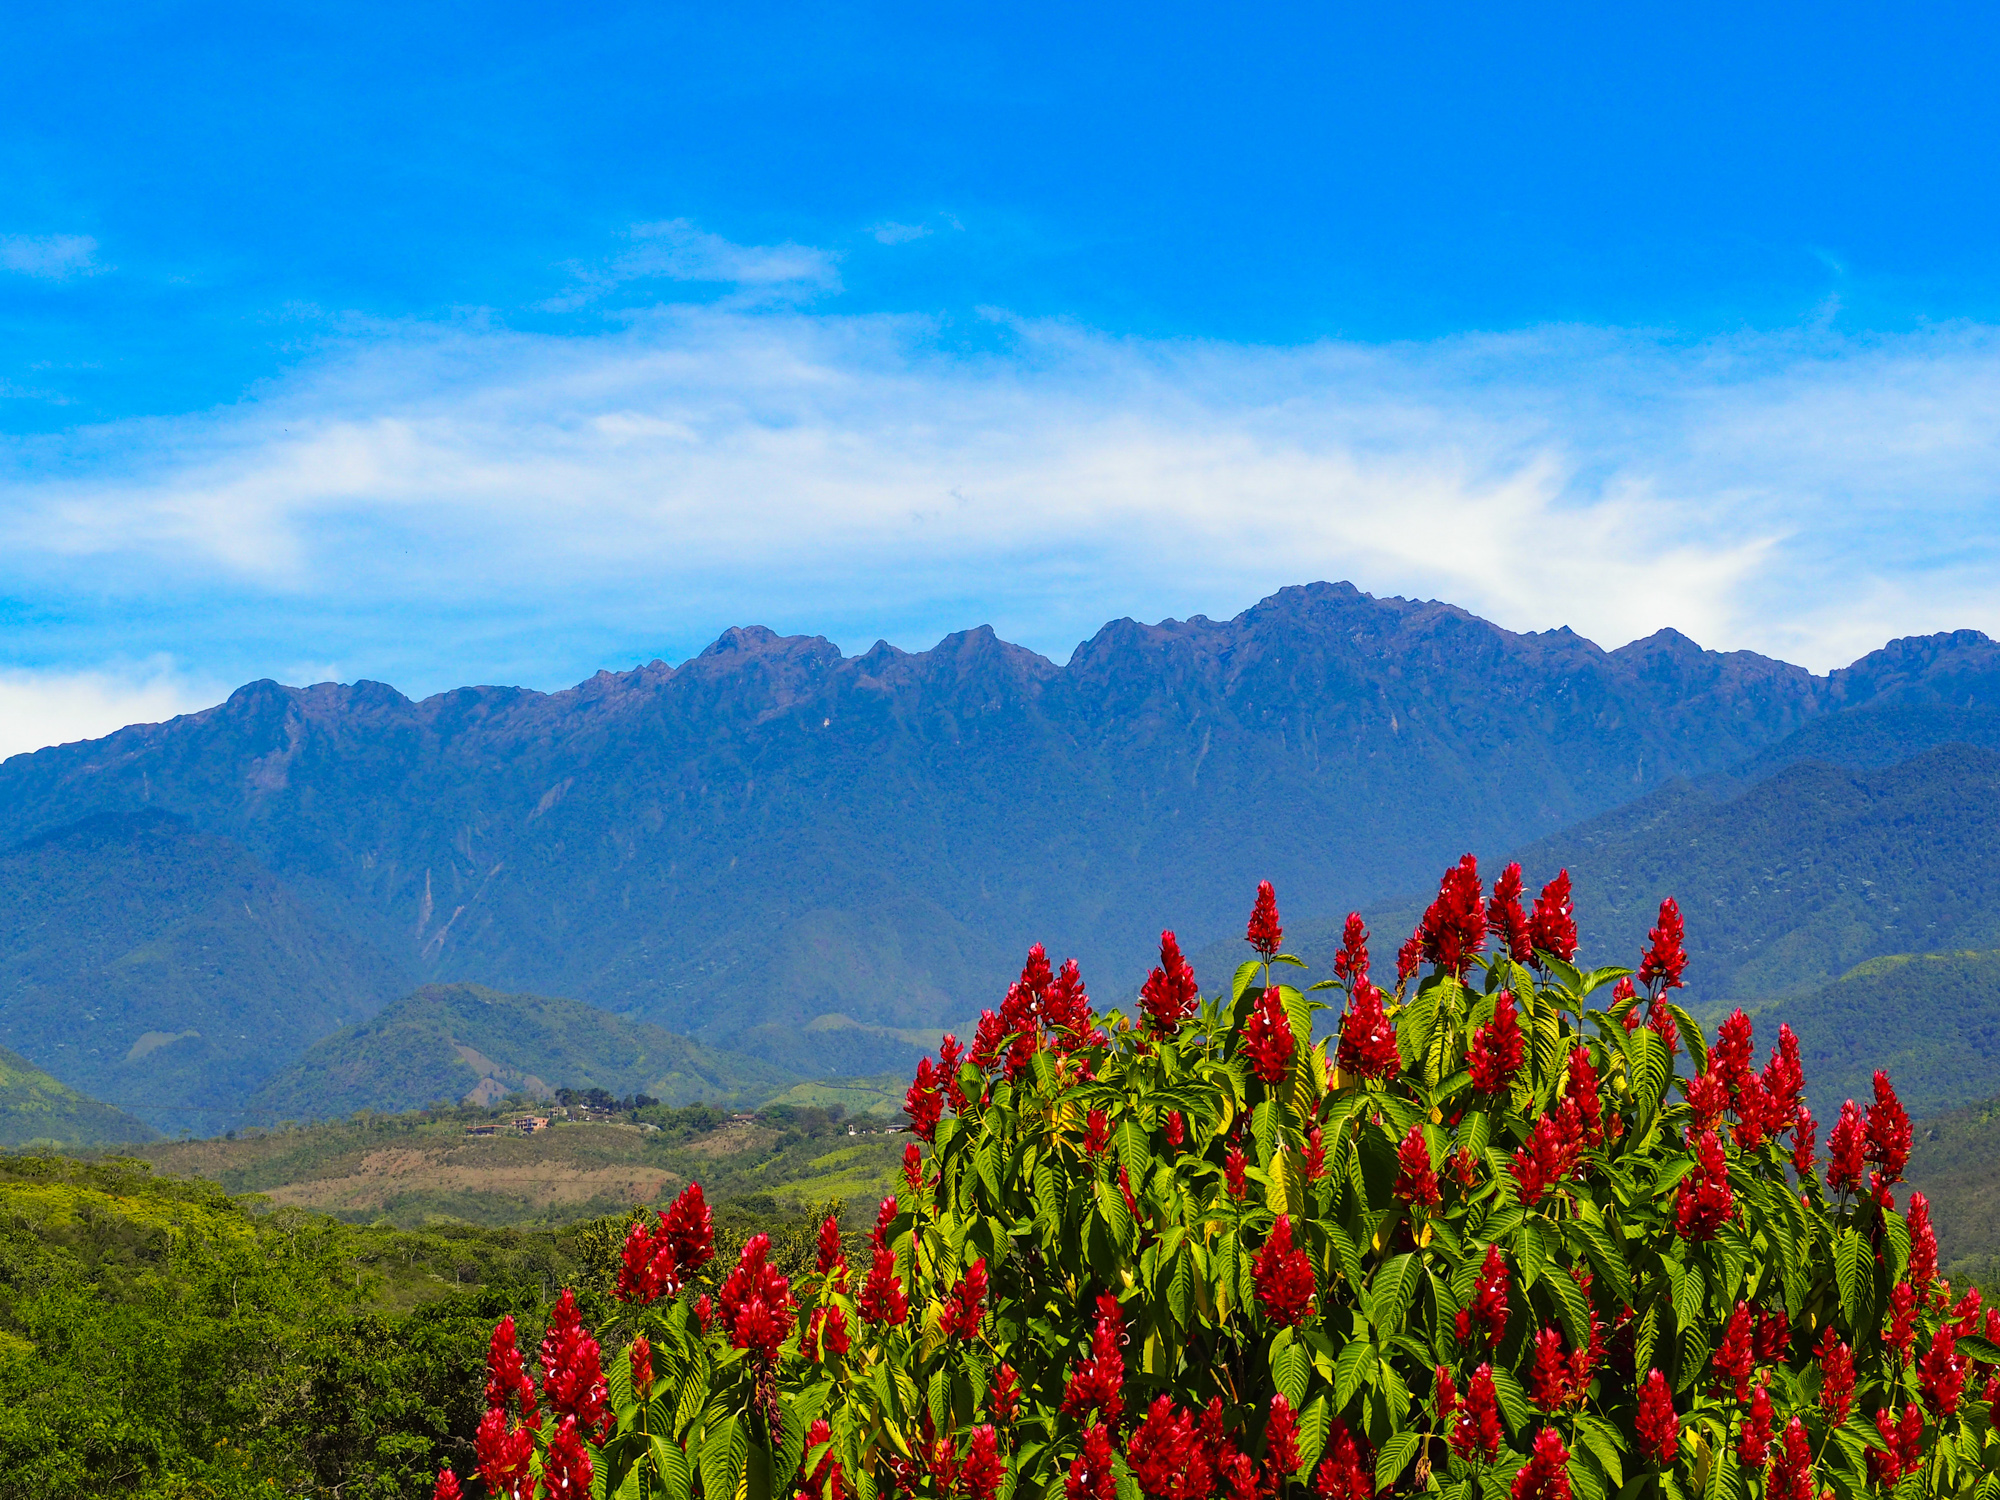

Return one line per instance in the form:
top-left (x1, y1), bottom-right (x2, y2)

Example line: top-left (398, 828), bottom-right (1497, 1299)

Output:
top-left (6, 580), bottom-right (2000, 1133)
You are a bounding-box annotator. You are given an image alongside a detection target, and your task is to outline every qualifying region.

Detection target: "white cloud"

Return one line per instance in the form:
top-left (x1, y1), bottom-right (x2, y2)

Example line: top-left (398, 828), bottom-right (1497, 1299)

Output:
top-left (871, 221), bottom-right (931, 245)
top-left (3, 305), bottom-right (2000, 683)
top-left (0, 233), bottom-right (101, 280)
top-left (0, 663), bottom-right (220, 762)
top-left (546, 220), bottom-right (841, 308)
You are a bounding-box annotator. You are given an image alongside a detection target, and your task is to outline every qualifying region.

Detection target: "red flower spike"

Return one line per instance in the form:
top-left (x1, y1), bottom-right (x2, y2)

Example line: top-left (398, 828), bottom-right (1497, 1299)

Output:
top-left (1395, 933), bottom-right (1421, 987)
top-left (905, 1058), bottom-right (944, 1143)
top-left (485, 1313), bottom-right (537, 1418)
top-left (1769, 1418), bottom-right (1814, 1500)
top-left (1910, 1191), bottom-right (1939, 1292)
top-left (1468, 990), bottom-right (1526, 1094)
top-left (942, 1258), bottom-right (988, 1342)
top-left (1510, 1427), bottom-right (1572, 1500)
top-left (1418, 854), bottom-right (1487, 977)
top-left (1118, 1163), bottom-right (1139, 1220)
top-left (1635, 1370), bottom-right (1678, 1466)
top-left (1791, 1107), bottom-right (1818, 1179)
top-left (961, 1426), bottom-right (1004, 1500)
top-left (871, 1195), bottom-right (898, 1247)
top-left (1486, 862), bottom-right (1531, 963)
top-left (1224, 1143), bottom-right (1248, 1199)
top-left (717, 1233), bottom-right (796, 1364)
top-left (1510, 1104), bottom-right (1585, 1206)
top-left (1166, 1110), bottom-right (1186, 1150)
top-left (858, 1241), bottom-right (908, 1326)
top-left (1393, 1123), bottom-right (1440, 1208)
top-left (1919, 1323), bottom-right (1967, 1418)
top-left (1243, 986), bottom-right (1296, 1084)
top-left (1302, 1124), bottom-right (1327, 1181)
top-left (802, 1417), bottom-right (846, 1500)
top-left (1128, 1396), bottom-right (1211, 1500)
top-left (1434, 1366), bottom-right (1459, 1417)
top-left (1638, 897), bottom-right (1687, 994)
top-left (1565, 1047), bottom-right (1605, 1145)
top-left (1888, 1281), bottom-right (1918, 1365)
top-left (1247, 881), bottom-right (1284, 958)
top-left (1449, 1364), bottom-right (1503, 1464)
top-left (1711, 1302), bottom-right (1754, 1403)
top-left (1265, 1393), bottom-right (1303, 1480)
top-left (1760, 1024), bottom-right (1806, 1124)
top-left (1084, 1108), bottom-right (1111, 1156)
top-left (902, 1142), bottom-right (925, 1193)
top-left (1315, 1419), bottom-right (1376, 1500)
top-left (1674, 1129), bottom-right (1733, 1241)
top-left (1527, 870), bottom-right (1577, 966)
top-left (805, 1302), bottom-right (851, 1361)
top-left (542, 1414), bottom-right (593, 1499)
top-left (662, 1181), bottom-right (713, 1273)
top-left (539, 1287), bottom-right (608, 1439)
top-left (816, 1213), bottom-right (846, 1277)
top-left (1140, 931), bottom-right (1201, 1035)
top-left (1334, 913), bottom-right (1371, 986)
top-left (937, 1033), bottom-right (969, 1112)
top-left (1866, 1069), bottom-right (1913, 1190)
top-left (989, 1363), bottom-right (1021, 1427)
top-left (1335, 977), bottom-right (1400, 1080)
top-left (1738, 1381), bottom-right (1774, 1471)
top-left (1827, 1099), bottom-right (1866, 1193)
top-left (1067, 1422), bottom-right (1119, 1500)
top-left (1253, 1214), bottom-right (1316, 1327)
top-left (1754, 1307), bottom-right (1791, 1363)
top-left (1454, 1245), bottom-right (1509, 1348)
top-left (433, 1470), bottom-right (462, 1500)
top-left (1529, 1326), bottom-right (1570, 1410)
top-left (1062, 1297), bottom-right (1126, 1427)
top-left (476, 1406), bottom-right (535, 1500)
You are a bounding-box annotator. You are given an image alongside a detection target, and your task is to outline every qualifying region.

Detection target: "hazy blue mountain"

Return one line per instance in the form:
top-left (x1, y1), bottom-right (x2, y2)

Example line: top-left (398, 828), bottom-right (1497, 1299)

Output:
top-left (3, 583), bottom-right (1997, 1088)
top-left (247, 983), bottom-right (798, 1121)
top-left (0, 809), bottom-right (408, 1135)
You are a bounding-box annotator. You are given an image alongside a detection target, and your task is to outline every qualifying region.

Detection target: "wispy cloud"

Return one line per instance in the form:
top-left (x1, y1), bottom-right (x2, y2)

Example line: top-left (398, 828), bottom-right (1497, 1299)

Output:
top-left (545, 220), bottom-right (840, 308)
top-left (0, 662), bottom-right (221, 763)
top-left (0, 233), bottom-right (102, 280)
top-left (3, 300), bottom-right (1999, 710)
top-left (871, 221), bottom-right (930, 245)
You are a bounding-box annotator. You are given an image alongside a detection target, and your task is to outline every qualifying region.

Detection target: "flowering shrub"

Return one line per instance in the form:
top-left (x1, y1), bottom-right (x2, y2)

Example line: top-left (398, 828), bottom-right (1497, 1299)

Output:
top-left (439, 860), bottom-right (2000, 1500)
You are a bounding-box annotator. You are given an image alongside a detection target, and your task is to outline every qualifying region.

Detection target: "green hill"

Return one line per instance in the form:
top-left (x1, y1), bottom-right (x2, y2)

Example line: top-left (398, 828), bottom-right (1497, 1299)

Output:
top-left (0, 1045), bottom-right (157, 1146)
top-left (246, 982), bottom-right (799, 1121)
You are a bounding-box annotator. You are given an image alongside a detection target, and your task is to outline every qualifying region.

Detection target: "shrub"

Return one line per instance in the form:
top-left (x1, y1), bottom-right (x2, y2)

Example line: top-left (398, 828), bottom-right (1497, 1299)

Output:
top-left (440, 861), bottom-right (2000, 1500)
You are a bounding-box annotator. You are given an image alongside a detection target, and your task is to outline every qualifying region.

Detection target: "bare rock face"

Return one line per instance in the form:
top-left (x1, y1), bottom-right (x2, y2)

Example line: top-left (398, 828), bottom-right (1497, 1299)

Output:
top-left (1, 581), bottom-right (1992, 1088)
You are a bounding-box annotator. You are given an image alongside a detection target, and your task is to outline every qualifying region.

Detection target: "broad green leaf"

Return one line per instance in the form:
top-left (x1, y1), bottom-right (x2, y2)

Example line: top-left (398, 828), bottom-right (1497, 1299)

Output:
top-left (1549, 1265), bottom-right (1594, 1350)
top-left (656, 1435), bottom-right (694, 1500)
top-left (1370, 1252), bottom-right (1420, 1334)
top-left (1275, 1337), bottom-right (1311, 1412)
top-left (1835, 1230), bottom-right (1867, 1328)
top-left (701, 1415), bottom-right (746, 1500)
top-left (1376, 1432), bottom-right (1421, 1491)
top-left (1333, 1340), bottom-right (1372, 1410)
top-left (1487, 1365), bottom-right (1531, 1437)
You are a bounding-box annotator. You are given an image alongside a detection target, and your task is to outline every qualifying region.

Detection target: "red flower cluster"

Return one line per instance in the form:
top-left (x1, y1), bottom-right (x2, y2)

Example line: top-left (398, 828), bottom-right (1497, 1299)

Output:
top-left (614, 1181), bottom-right (715, 1304)
top-left (941, 1259), bottom-right (988, 1343)
top-left (1770, 1417), bottom-right (1816, 1500)
top-left (1447, 1364), bottom-right (1503, 1463)
top-left (1739, 1380), bottom-right (1774, 1470)
top-left (1253, 1215), bottom-right (1316, 1327)
top-left (937, 1035), bottom-right (969, 1111)
top-left (1455, 1246), bottom-right (1509, 1348)
top-left (859, 1199), bottom-right (908, 1326)
top-left (1302, 1124), bottom-right (1327, 1181)
top-left (816, 1213), bottom-right (847, 1277)
top-left (801, 1417), bottom-right (846, 1500)
top-left (1866, 1068), bottom-right (1913, 1197)
top-left (1510, 1103), bottom-right (1584, 1205)
top-left (1527, 870), bottom-right (1577, 966)
top-left (540, 1287), bottom-right (608, 1439)
top-left (903, 1143), bottom-right (927, 1194)
top-left (1711, 1302), bottom-right (1754, 1403)
top-left (1224, 1144), bottom-right (1247, 1199)
top-left (1063, 1292), bottom-right (1128, 1426)
top-left (1827, 1098), bottom-right (1866, 1194)
top-left (628, 1335), bottom-right (653, 1399)
top-left (1127, 1396), bottom-right (1211, 1500)
top-left (989, 1364), bottom-right (1021, 1427)
top-left (1909, 1191), bottom-right (1939, 1292)
top-left (1869, 1407), bottom-right (1924, 1488)
top-left (1486, 862), bottom-right (1531, 963)
top-left (1242, 986), bottom-right (1295, 1084)
top-left (1165, 1109), bottom-right (1186, 1150)
top-left (905, 1058), bottom-right (944, 1142)
top-left (543, 1416), bottom-right (592, 1499)
top-left (1333, 913), bottom-right (1370, 986)
top-left (1246, 881), bottom-right (1284, 958)
top-left (718, 1233), bottom-right (796, 1362)
top-left (1335, 978), bottom-right (1399, 1080)
top-left (1635, 1369), bottom-right (1677, 1465)
top-left (1637, 896), bottom-right (1687, 993)
top-left (1393, 1124), bottom-right (1439, 1208)
top-left (476, 1316), bottom-right (538, 1500)
top-left (1565, 1047), bottom-right (1605, 1145)
top-left (1066, 1423), bottom-right (1117, 1500)
top-left (433, 1470), bottom-right (462, 1500)
top-left (1141, 931), bottom-right (1202, 1035)
top-left (1416, 854), bottom-right (1487, 976)
top-left (1888, 1281), bottom-right (1919, 1366)
top-left (1084, 1108), bottom-right (1111, 1156)
top-left (1817, 1328), bottom-right (1855, 1424)
top-left (1674, 1128), bottom-right (1734, 1241)
top-left (805, 1302), bottom-right (851, 1361)
top-left (1919, 1324), bottom-right (1967, 1418)
top-left (1314, 1420), bottom-right (1375, 1500)
top-left (972, 944), bottom-right (1101, 1079)
top-left (1468, 990), bottom-right (1525, 1093)
top-left (1511, 1427), bottom-right (1571, 1500)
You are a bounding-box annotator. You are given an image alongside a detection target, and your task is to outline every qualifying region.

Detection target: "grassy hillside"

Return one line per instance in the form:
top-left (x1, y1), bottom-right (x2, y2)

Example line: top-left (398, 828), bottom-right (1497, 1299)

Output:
top-left (1903, 1095), bottom-right (2000, 1272)
top-left (131, 1095), bottom-right (909, 1228)
top-left (0, 1044), bottom-right (158, 1147)
top-left (246, 981), bottom-right (799, 1121)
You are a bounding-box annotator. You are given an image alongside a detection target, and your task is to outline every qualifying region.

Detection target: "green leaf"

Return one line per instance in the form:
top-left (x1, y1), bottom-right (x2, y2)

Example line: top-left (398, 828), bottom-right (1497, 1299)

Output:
top-left (1296, 1395), bottom-right (1332, 1482)
top-left (701, 1415), bottom-right (746, 1500)
top-left (1550, 1265), bottom-right (1594, 1350)
top-left (656, 1435), bottom-right (694, 1500)
top-left (1487, 1365), bottom-right (1531, 1437)
top-left (1370, 1253), bottom-right (1421, 1334)
top-left (1835, 1230), bottom-right (1867, 1328)
top-left (1233, 961), bottom-right (1264, 1005)
top-left (1629, 1027), bottom-right (1670, 1123)
top-left (1670, 1259), bottom-right (1705, 1335)
top-left (1096, 1177), bottom-right (1134, 1246)
top-left (1666, 1003), bottom-right (1707, 1076)
top-left (1275, 1337), bottom-right (1311, 1412)
top-left (1575, 1417), bottom-right (1625, 1492)
top-left (1333, 1339), bottom-right (1372, 1410)
top-left (1376, 1432), bottom-right (1421, 1491)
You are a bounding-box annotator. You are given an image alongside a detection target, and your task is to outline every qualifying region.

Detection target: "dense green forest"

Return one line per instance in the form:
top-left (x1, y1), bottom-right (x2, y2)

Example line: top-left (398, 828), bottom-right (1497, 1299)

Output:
top-left (0, 1144), bottom-right (854, 1498)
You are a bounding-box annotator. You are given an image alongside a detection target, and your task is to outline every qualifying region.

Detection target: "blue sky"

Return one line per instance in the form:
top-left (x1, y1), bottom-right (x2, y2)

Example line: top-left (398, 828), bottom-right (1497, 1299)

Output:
top-left (3, 2), bottom-right (2000, 755)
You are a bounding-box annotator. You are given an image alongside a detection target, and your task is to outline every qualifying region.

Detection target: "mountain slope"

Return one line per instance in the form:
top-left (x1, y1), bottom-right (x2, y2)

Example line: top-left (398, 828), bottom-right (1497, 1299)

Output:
top-left (0, 809), bottom-right (410, 1134)
top-left (0, 1044), bottom-right (158, 1146)
top-left (2, 584), bottom-right (1996, 1078)
top-left (247, 983), bottom-right (798, 1120)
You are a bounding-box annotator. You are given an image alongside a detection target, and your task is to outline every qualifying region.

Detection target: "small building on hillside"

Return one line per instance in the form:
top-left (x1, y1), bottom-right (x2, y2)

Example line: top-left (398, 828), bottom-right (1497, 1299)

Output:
top-left (514, 1115), bottom-right (550, 1135)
